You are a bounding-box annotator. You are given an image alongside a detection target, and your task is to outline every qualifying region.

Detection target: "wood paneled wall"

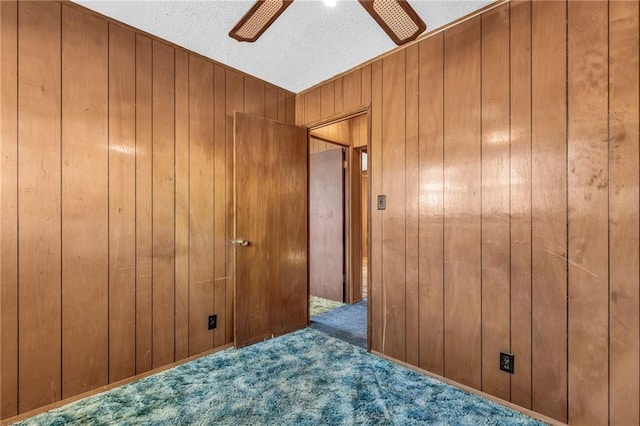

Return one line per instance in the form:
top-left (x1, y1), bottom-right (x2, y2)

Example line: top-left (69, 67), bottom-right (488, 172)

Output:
top-left (309, 137), bottom-right (342, 154)
top-left (0, 2), bottom-right (295, 419)
top-left (296, 1), bottom-right (640, 424)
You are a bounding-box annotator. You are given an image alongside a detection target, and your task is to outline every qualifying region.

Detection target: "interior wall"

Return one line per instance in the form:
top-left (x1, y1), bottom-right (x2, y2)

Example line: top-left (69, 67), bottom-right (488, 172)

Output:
top-left (0, 1), bottom-right (295, 419)
top-left (296, 1), bottom-right (639, 424)
top-left (309, 136), bottom-right (342, 154)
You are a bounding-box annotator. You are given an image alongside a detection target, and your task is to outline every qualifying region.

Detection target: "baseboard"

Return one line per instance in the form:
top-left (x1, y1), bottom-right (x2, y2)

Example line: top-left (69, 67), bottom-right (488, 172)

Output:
top-left (1, 343), bottom-right (234, 425)
top-left (370, 350), bottom-right (566, 426)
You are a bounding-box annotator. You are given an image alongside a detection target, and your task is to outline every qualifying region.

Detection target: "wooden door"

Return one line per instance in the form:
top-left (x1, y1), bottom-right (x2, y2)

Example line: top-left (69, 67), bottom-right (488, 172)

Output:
top-left (234, 112), bottom-right (307, 348)
top-left (310, 148), bottom-right (345, 302)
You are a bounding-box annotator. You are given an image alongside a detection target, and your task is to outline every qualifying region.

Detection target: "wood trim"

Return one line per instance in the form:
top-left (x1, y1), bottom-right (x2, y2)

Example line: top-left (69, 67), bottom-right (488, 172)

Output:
top-left (306, 106), bottom-right (369, 130)
top-left (298, 0), bottom-right (509, 96)
top-left (0, 343), bottom-right (234, 426)
top-left (370, 350), bottom-right (566, 426)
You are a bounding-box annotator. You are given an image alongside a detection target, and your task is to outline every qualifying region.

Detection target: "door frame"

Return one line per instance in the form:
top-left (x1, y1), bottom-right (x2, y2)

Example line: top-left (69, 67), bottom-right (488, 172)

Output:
top-left (306, 106), bottom-right (371, 350)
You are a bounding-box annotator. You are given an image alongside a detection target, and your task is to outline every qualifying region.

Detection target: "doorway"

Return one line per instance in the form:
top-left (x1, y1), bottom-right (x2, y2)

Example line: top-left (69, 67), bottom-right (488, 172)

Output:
top-left (308, 112), bottom-right (369, 349)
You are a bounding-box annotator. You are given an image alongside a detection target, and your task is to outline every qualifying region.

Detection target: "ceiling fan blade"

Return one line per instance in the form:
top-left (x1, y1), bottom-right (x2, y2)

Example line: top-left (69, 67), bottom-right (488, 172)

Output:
top-left (358, 0), bottom-right (426, 46)
top-left (229, 0), bottom-right (294, 42)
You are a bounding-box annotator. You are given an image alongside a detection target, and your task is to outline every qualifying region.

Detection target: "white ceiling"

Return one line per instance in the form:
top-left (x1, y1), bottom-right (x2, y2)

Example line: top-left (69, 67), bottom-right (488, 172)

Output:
top-left (73, 0), bottom-right (492, 93)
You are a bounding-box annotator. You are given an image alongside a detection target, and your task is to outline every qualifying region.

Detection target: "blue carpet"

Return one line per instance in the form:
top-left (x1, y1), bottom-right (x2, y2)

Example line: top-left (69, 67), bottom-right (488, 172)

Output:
top-left (13, 328), bottom-right (546, 426)
top-left (311, 298), bottom-right (367, 348)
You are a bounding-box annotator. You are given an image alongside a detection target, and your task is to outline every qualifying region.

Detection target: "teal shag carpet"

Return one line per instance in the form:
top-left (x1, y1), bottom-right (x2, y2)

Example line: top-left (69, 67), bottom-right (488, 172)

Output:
top-left (13, 328), bottom-right (546, 426)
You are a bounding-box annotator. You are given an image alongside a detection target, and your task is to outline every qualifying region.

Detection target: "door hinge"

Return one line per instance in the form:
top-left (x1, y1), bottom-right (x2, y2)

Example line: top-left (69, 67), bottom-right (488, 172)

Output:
top-left (343, 160), bottom-right (348, 169)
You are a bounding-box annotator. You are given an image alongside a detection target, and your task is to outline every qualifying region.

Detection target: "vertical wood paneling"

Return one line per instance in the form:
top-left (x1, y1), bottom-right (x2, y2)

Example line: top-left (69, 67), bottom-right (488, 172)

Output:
top-left (294, 2), bottom-right (640, 425)
top-left (609, 2), bottom-right (640, 425)
top-left (214, 64), bottom-right (226, 348)
top-left (509, 0), bottom-right (532, 410)
top-left (405, 44), bottom-right (419, 367)
top-left (343, 69), bottom-right (361, 111)
top-left (417, 33), bottom-right (444, 376)
top-left (295, 93), bottom-right (304, 126)
top-left (265, 85), bottom-right (277, 120)
top-left (0, 0), bottom-right (18, 418)
top-left (277, 90), bottom-right (286, 122)
top-left (531, 1), bottom-right (567, 421)
top-left (135, 34), bottom-right (153, 374)
top-left (61, 5), bottom-right (109, 398)
top-left (226, 70), bottom-right (243, 343)
top-left (17, 1), bottom-right (62, 412)
top-left (381, 50), bottom-right (406, 361)
top-left (2, 2), bottom-right (300, 418)
top-left (567, 2), bottom-right (609, 424)
top-left (189, 56), bottom-right (214, 355)
top-left (244, 76), bottom-right (265, 118)
top-left (443, 17), bottom-right (482, 390)
top-left (334, 77), bottom-right (343, 114)
top-left (174, 49), bottom-right (190, 361)
top-left (305, 86), bottom-right (320, 124)
top-left (320, 80), bottom-right (334, 118)
top-left (361, 65), bottom-right (372, 106)
top-left (6, 1), bottom-right (640, 423)
top-left (285, 93), bottom-right (295, 125)
top-left (108, 23), bottom-right (136, 383)
top-left (151, 40), bottom-right (175, 368)
top-left (480, 4), bottom-right (510, 401)
top-left (370, 60), bottom-right (383, 352)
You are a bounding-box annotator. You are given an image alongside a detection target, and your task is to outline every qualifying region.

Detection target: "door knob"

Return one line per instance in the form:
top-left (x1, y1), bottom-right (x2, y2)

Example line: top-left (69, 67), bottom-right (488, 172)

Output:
top-left (232, 239), bottom-right (250, 247)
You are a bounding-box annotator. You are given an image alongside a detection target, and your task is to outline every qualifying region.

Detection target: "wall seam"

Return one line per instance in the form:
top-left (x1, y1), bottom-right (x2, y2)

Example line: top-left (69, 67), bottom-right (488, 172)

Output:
top-left (442, 31), bottom-right (446, 378)
top-left (106, 21), bottom-right (111, 384)
top-left (58, 2), bottom-right (63, 402)
top-left (187, 56), bottom-right (191, 356)
top-left (416, 42), bottom-right (421, 369)
top-left (134, 33), bottom-right (138, 374)
top-left (222, 68), bottom-right (227, 344)
top-left (214, 66), bottom-right (219, 349)
top-left (380, 59), bottom-right (385, 355)
top-left (508, 4), bottom-right (513, 403)
top-left (16, 0), bottom-right (22, 412)
top-left (404, 50), bottom-right (407, 362)
top-left (565, 0), bottom-right (570, 421)
top-left (480, 15), bottom-right (484, 392)
top-left (173, 47), bottom-right (177, 363)
top-left (606, 2), bottom-right (611, 424)
top-left (529, 0), bottom-right (533, 410)
top-left (150, 40), bottom-right (154, 369)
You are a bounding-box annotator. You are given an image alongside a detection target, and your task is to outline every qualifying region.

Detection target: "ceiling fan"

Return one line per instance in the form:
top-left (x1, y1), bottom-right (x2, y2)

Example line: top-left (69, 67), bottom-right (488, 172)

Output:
top-left (229, 0), bottom-right (427, 46)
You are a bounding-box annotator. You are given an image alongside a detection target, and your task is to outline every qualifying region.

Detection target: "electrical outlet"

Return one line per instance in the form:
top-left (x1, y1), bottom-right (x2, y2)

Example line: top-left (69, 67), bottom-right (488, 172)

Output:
top-left (208, 314), bottom-right (217, 330)
top-left (500, 352), bottom-right (514, 374)
top-left (377, 195), bottom-right (386, 210)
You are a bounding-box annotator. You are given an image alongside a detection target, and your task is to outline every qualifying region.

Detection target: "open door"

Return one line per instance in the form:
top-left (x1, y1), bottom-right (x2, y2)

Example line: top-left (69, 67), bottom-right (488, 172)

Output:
top-left (309, 148), bottom-right (345, 302)
top-left (233, 112), bottom-right (308, 348)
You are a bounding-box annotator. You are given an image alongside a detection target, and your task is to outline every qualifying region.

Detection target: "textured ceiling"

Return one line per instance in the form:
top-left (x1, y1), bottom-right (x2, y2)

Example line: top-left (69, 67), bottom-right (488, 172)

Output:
top-left (73, 0), bottom-right (492, 93)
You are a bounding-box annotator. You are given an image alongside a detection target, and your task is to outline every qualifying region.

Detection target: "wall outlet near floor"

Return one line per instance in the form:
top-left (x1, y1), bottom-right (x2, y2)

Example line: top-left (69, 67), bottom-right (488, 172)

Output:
top-left (208, 314), bottom-right (217, 330)
top-left (499, 352), bottom-right (514, 374)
